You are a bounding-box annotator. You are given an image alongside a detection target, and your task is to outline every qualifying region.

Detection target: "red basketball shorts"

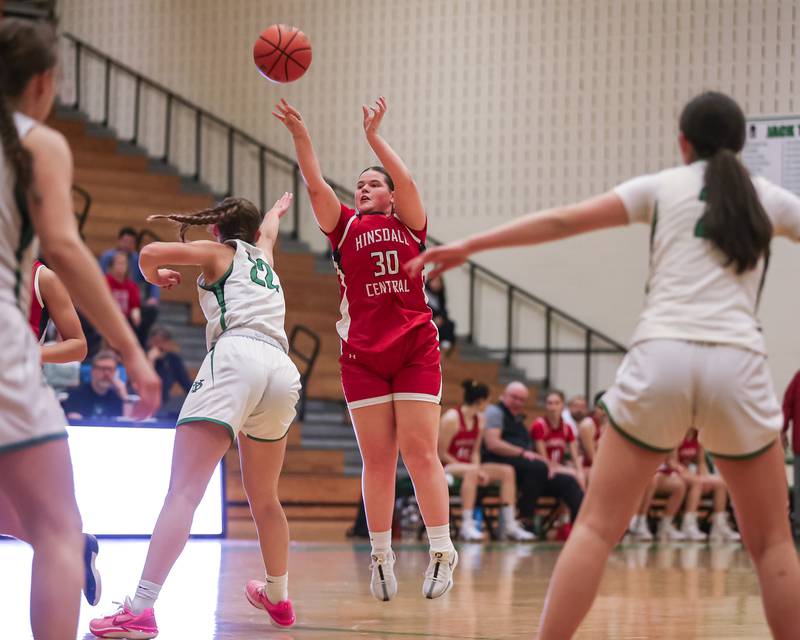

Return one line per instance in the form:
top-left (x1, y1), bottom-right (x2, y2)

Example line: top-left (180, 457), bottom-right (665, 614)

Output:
top-left (339, 323), bottom-right (442, 409)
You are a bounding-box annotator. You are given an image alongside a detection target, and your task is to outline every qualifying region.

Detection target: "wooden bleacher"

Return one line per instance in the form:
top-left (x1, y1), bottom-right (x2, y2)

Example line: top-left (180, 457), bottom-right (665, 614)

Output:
top-left (51, 112), bottom-right (542, 538)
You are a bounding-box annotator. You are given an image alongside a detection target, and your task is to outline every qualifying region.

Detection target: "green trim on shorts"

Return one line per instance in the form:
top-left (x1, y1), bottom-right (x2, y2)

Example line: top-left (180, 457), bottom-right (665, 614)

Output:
top-left (245, 426), bottom-right (291, 443)
top-left (209, 345), bottom-right (216, 386)
top-left (708, 438), bottom-right (777, 461)
top-left (0, 431), bottom-right (67, 455)
top-left (176, 416), bottom-right (235, 442)
top-left (599, 400), bottom-right (674, 454)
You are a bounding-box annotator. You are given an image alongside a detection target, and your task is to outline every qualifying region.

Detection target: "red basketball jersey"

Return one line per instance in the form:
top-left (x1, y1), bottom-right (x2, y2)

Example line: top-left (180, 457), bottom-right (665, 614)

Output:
top-left (447, 408), bottom-right (480, 463)
top-left (326, 204), bottom-right (434, 353)
top-left (28, 260), bottom-right (48, 343)
top-left (530, 416), bottom-right (574, 463)
top-left (581, 415), bottom-right (603, 468)
top-left (678, 432), bottom-right (700, 466)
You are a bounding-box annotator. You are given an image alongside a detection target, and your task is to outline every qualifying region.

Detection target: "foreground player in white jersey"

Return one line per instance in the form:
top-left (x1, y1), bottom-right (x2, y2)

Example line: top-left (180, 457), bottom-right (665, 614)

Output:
top-left (409, 92), bottom-right (800, 639)
top-left (89, 193), bottom-right (301, 639)
top-left (0, 19), bottom-right (161, 640)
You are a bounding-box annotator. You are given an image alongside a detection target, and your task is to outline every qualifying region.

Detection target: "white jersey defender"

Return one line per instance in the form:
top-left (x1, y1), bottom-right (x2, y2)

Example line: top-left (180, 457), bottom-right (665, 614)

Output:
top-left (0, 112), bottom-right (67, 452)
top-left (178, 239), bottom-right (300, 441)
top-left (602, 161), bottom-right (800, 457)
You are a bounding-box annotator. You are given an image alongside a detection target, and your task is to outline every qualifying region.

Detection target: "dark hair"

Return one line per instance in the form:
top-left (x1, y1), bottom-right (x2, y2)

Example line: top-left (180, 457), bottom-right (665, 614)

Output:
top-left (149, 325), bottom-right (173, 341)
top-left (593, 390), bottom-right (606, 408)
top-left (148, 197), bottom-right (263, 243)
top-left (679, 92), bottom-right (772, 274)
top-left (461, 379), bottom-right (489, 405)
top-left (546, 389), bottom-right (565, 402)
top-left (359, 166), bottom-right (395, 191)
top-left (92, 349), bottom-right (119, 366)
top-left (118, 227), bottom-right (138, 238)
top-left (0, 19), bottom-right (58, 196)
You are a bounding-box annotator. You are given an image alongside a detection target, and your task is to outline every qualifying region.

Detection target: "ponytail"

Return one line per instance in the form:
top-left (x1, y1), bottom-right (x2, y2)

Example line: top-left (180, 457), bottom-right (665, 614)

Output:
top-left (701, 149), bottom-right (772, 274)
top-left (680, 92), bottom-right (772, 274)
top-left (0, 19), bottom-right (57, 196)
top-left (148, 196), bottom-right (262, 243)
top-left (461, 379), bottom-right (489, 406)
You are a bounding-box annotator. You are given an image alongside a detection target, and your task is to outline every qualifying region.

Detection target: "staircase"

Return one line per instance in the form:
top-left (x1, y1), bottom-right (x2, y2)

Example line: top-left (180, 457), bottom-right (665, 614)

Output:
top-left (50, 105), bottom-right (539, 537)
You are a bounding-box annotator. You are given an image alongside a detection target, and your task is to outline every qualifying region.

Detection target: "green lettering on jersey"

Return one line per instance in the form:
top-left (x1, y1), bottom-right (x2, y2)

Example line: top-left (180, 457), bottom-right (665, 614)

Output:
top-left (767, 125), bottom-right (794, 138)
top-left (247, 253), bottom-right (280, 292)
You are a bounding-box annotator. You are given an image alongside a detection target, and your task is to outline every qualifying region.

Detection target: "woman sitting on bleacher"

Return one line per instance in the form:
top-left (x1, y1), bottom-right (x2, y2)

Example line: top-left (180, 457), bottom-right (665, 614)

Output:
top-left (438, 379), bottom-right (534, 542)
top-left (530, 390), bottom-right (586, 489)
top-left (674, 429), bottom-right (741, 542)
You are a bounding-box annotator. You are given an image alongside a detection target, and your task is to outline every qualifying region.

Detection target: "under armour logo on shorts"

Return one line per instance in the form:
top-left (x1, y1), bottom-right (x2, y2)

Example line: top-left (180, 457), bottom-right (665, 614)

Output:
top-left (191, 379), bottom-right (204, 393)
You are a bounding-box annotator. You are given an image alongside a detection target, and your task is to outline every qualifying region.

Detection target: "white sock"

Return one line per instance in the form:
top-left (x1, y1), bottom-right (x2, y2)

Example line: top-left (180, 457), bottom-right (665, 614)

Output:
top-left (131, 579), bottom-right (162, 614)
top-left (501, 505), bottom-right (517, 526)
top-left (711, 511), bottom-right (728, 527)
top-left (369, 529), bottom-right (392, 554)
top-left (683, 512), bottom-right (697, 527)
top-left (426, 524), bottom-right (455, 553)
top-left (461, 508), bottom-right (474, 527)
top-left (265, 572), bottom-right (288, 603)
top-left (630, 515), bottom-right (641, 530)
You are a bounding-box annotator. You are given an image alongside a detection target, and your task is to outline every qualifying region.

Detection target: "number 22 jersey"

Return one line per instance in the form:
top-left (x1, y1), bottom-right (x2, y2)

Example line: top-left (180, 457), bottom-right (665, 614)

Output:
top-left (326, 203), bottom-right (435, 353)
top-left (197, 239), bottom-right (289, 352)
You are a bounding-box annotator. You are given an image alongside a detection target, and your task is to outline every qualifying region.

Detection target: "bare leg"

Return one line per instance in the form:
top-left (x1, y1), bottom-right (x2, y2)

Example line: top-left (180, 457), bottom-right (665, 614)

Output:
top-left (0, 438), bottom-right (84, 640)
top-left (637, 475), bottom-right (657, 516)
top-left (140, 422), bottom-right (231, 585)
top-left (395, 401), bottom-right (449, 526)
top-left (714, 442), bottom-right (800, 640)
top-left (481, 463), bottom-right (516, 505)
top-left (655, 473), bottom-right (687, 518)
top-left (537, 428), bottom-right (665, 639)
top-left (683, 474), bottom-right (703, 513)
top-left (0, 485), bottom-right (27, 540)
top-left (350, 402), bottom-right (397, 531)
top-left (238, 434), bottom-right (289, 576)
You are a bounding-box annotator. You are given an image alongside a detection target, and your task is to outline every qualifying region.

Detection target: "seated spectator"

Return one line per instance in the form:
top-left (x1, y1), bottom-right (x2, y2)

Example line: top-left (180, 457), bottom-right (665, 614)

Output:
top-left (62, 350), bottom-right (129, 419)
top-left (438, 379), bottom-right (534, 542)
top-left (675, 428), bottom-right (740, 542)
top-left (577, 391), bottom-right (607, 485)
top-left (100, 227), bottom-right (160, 344)
top-left (482, 382), bottom-right (583, 534)
top-left (424, 274), bottom-right (455, 352)
top-left (631, 455), bottom-right (689, 542)
top-left (106, 251), bottom-right (142, 330)
top-left (531, 390), bottom-right (585, 488)
top-left (561, 394), bottom-right (588, 437)
top-left (147, 325), bottom-right (192, 417)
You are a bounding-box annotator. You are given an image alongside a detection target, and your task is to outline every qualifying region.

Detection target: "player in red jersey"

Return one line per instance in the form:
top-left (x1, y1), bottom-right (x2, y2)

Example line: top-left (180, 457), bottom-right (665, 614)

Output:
top-left (530, 390), bottom-right (585, 489)
top-left (438, 379), bottom-right (534, 542)
top-left (29, 260), bottom-right (87, 363)
top-left (577, 391), bottom-right (607, 485)
top-left (275, 96), bottom-right (456, 601)
top-left (675, 428), bottom-right (741, 542)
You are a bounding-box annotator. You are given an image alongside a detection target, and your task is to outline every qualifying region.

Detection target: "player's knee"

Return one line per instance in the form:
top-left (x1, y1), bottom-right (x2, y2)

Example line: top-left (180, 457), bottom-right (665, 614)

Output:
top-left (402, 447), bottom-right (440, 472)
top-left (25, 503), bottom-right (82, 548)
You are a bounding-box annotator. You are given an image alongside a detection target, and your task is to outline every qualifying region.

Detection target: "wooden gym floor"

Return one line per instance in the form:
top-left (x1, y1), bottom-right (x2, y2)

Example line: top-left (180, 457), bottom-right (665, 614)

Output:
top-left (1, 536), bottom-right (774, 639)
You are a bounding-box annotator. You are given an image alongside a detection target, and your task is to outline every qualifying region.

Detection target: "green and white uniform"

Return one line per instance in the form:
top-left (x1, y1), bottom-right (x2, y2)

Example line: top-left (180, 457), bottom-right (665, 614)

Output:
top-left (178, 240), bottom-right (300, 441)
top-left (602, 161), bottom-right (800, 457)
top-left (0, 113), bottom-right (67, 452)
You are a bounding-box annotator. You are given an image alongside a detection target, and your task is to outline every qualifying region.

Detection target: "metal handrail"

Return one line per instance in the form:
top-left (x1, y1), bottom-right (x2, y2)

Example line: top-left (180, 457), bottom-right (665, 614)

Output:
top-left (61, 32), bottom-right (625, 399)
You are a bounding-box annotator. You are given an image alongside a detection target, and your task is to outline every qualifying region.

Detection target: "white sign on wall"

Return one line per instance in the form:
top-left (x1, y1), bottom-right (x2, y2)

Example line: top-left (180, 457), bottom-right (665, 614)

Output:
top-left (742, 116), bottom-right (800, 196)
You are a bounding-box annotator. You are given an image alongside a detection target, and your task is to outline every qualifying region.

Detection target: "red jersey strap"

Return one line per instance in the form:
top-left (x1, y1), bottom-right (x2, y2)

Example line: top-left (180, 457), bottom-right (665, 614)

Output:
top-left (455, 407), bottom-right (478, 432)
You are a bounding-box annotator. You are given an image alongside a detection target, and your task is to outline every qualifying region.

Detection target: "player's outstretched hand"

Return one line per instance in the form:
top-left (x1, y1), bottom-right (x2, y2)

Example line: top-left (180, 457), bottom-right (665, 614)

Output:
top-left (272, 99), bottom-right (308, 138)
top-left (153, 268), bottom-right (181, 289)
top-left (405, 239), bottom-right (470, 280)
top-left (269, 192), bottom-right (293, 219)
top-left (122, 347), bottom-right (162, 420)
top-left (362, 96), bottom-right (387, 140)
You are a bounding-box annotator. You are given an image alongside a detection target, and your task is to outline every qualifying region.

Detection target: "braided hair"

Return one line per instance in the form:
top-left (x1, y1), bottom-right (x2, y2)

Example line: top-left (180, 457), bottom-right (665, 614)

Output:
top-left (0, 19), bottom-right (58, 196)
top-left (148, 196), bottom-right (263, 243)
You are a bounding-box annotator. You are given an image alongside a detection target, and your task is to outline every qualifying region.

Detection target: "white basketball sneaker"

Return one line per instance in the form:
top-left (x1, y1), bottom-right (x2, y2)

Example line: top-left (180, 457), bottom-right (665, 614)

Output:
top-left (422, 549), bottom-right (458, 599)
top-left (370, 550), bottom-right (398, 602)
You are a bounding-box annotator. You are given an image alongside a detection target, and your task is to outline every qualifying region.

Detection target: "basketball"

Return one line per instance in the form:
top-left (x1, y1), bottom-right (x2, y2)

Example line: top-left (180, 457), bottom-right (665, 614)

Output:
top-left (253, 24), bottom-right (312, 83)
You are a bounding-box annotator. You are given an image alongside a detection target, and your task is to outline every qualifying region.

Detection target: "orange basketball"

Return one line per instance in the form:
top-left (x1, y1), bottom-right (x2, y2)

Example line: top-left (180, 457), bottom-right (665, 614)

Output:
top-left (253, 24), bottom-right (312, 83)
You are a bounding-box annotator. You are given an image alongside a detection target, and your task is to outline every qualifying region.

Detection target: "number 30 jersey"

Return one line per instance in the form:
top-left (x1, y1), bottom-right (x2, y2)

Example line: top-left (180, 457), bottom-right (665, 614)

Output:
top-left (198, 239), bottom-right (289, 352)
top-left (326, 203), bottom-right (434, 353)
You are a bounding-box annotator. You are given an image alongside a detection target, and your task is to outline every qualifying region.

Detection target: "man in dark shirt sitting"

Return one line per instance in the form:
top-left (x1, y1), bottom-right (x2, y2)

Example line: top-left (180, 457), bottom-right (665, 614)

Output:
top-left (483, 381), bottom-right (583, 532)
top-left (63, 350), bottom-right (128, 419)
top-left (146, 326), bottom-right (192, 417)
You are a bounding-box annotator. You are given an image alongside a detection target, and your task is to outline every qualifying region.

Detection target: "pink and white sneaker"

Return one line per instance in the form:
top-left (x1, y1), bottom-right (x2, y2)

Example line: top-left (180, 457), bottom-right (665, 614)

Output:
top-left (245, 579), bottom-right (296, 628)
top-left (89, 597), bottom-right (158, 639)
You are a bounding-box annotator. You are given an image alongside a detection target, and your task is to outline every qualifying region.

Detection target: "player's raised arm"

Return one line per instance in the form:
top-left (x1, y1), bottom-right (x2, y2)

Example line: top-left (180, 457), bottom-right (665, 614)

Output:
top-left (273, 99), bottom-right (340, 232)
top-left (255, 192), bottom-right (293, 267)
top-left (362, 96), bottom-right (426, 232)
